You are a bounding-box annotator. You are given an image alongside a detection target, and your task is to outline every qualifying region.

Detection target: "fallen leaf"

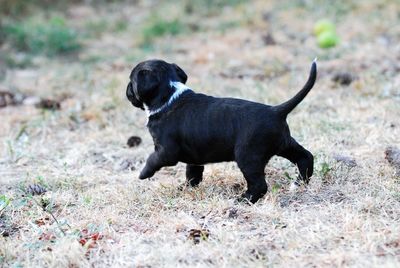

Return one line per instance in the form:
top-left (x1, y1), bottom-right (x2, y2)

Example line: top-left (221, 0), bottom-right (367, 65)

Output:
top-left (35, 99), bottom-right (61, 110)
top-left (188, 228), bottom-right (209, 244)
top-left (39, 232), bottom-right (56, 242)
top-left (35, 216), bottom-right (50, 226)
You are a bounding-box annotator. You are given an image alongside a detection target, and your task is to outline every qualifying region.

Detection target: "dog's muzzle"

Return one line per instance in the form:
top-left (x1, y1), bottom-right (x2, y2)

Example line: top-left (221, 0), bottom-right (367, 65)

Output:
top-left (126, 82), bottom-right (135, 101)
top-left (126, 82), bottom-right (144, 110)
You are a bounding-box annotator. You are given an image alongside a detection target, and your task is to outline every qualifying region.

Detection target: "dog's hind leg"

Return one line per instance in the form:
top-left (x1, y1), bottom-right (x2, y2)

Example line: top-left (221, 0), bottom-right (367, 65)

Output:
top-left (278, 137), bottom-right (314, 185)
top-left (185, 165), bottom-right (204, 187)
top-left (236, 152), bottom-right (269, 203)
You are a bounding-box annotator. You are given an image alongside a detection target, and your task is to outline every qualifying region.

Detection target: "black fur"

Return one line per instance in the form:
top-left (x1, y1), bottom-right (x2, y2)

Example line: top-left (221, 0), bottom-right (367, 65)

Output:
top-left (126, 59), bottom-right (317, 203)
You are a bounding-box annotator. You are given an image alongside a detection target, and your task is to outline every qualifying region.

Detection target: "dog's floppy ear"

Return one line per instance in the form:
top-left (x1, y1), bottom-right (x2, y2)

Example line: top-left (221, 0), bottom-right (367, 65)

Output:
top-left (137, 69), bottom-right (160, 97)
top-left (126, 82), bottom-right (144, 110)
top-left (173, 63), bottom-right (188, 84)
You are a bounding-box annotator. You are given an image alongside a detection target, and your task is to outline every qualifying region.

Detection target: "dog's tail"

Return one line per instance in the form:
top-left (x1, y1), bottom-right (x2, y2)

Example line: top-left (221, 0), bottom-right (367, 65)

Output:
top-left (273, 59), bottom-right (317, 117)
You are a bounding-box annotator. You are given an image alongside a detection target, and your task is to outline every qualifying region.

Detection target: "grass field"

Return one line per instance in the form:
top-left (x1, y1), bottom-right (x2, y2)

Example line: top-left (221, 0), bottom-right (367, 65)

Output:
top-left (1, 0), bottom-right (399, 267)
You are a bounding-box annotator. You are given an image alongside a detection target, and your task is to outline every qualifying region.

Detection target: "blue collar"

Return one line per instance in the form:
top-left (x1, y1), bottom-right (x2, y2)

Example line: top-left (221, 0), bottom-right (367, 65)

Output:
top-left (146, 81), bottom-right (191, 117)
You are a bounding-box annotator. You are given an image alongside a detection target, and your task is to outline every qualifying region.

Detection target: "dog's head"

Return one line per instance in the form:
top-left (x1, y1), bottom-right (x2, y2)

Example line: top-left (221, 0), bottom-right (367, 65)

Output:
top-left (126, 59), bottom-right (188, 110)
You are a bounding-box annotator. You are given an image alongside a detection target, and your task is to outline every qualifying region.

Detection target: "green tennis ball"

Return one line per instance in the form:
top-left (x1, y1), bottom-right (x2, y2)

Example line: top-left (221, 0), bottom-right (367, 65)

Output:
top-left (317, 31), bottom-right (339, 48)
top-left (314, 20), bottom-right (336, 36)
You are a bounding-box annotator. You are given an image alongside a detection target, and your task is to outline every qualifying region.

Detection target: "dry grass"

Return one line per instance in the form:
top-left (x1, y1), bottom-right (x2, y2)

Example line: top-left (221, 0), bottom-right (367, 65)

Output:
top-left (1, 0), bottom-right (400, 267)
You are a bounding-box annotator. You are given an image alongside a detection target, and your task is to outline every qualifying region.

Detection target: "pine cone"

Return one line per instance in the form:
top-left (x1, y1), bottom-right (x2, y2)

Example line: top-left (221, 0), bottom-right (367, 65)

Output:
top-left (26, 184), bottom-right (47, 196)
top-left (127, 136), bottom-right (142, 148)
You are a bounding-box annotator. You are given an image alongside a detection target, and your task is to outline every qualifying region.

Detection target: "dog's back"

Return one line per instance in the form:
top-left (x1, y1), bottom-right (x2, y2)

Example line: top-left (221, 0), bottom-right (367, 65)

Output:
top-left (149, 92), bottom-right (288, 165)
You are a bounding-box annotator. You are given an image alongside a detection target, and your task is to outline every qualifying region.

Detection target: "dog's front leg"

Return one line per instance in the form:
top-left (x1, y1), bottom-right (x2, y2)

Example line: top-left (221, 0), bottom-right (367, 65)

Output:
top-left (139, 150), bottom-right (178, 180)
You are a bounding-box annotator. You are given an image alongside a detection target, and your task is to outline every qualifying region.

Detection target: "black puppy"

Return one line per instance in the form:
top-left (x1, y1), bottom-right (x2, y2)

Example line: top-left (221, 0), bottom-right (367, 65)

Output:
top-left (126, 59), bottom-right (317, 203)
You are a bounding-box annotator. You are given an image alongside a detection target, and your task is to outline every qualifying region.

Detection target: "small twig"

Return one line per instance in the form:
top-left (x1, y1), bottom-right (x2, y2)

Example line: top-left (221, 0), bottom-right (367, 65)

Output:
top-left (26, 194), bottom-right (68, 236)
top-left (0, 197), bottom-right (10, 216)
top-left (0, 203), bottom-right (8, 215)
top-left (0, 207), bottom-right (6, 216)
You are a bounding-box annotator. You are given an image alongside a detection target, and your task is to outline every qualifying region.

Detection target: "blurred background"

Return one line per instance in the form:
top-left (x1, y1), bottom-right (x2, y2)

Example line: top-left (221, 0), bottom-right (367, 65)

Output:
top-left (1, 0), bottom-right (399, 101)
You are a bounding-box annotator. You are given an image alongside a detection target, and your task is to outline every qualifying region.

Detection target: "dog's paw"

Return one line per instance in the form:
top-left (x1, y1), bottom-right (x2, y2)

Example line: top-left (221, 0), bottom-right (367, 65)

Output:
top-left (139, 170), bottom-right (151, 180)
top-left (236, 193), bottom-right (254, 205)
